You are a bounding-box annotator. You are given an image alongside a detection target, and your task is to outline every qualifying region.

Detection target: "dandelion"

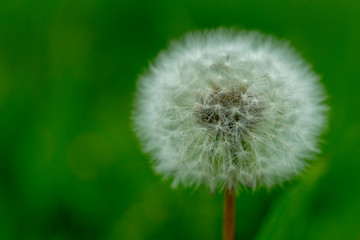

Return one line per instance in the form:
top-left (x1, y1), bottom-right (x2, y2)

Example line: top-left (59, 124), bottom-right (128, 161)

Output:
top-left (133, 28), bottom-right (327, 240)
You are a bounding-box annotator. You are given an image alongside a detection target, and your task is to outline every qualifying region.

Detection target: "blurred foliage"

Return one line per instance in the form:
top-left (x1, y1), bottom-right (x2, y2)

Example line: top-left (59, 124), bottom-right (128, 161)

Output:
top-left (0, 0), bottom-right (359, 239)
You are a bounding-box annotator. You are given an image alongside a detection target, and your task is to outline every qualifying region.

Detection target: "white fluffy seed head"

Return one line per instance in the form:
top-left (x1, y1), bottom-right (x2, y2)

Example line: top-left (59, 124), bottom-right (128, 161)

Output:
top-left (133, 28), bottom-right (328, 192)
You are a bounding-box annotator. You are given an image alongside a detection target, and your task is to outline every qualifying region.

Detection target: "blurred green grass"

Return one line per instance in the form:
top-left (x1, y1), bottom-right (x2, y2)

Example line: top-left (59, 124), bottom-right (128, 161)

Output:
top-left (0, 0), bottom-right (359, 239)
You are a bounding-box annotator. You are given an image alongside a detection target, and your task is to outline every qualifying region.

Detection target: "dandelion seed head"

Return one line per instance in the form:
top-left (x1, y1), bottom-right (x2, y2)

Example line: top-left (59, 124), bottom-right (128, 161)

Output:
top-left (133, 28), bottom-right (328, 192)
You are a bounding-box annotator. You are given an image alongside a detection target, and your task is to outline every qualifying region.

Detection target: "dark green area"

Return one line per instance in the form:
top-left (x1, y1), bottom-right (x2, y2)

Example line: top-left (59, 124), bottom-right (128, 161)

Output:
top-left (1, 0), bottom-right (359, 239)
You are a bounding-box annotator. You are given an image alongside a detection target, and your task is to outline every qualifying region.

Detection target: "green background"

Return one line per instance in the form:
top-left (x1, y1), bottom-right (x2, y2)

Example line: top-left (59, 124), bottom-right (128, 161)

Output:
top-left (1, 0), bottom-right (359, 239)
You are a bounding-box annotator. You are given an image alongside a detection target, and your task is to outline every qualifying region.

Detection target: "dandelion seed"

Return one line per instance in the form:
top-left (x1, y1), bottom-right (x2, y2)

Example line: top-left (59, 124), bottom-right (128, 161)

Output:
top-left (133, 28), bottom-right (327, 193)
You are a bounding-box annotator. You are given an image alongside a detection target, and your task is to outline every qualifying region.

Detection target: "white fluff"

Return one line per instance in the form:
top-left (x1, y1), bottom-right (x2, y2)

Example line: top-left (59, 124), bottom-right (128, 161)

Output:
top-left (133, 29), bottom-right (327, 192)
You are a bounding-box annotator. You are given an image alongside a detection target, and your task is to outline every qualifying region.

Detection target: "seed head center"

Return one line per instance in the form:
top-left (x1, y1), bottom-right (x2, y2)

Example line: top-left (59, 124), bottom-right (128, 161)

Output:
top-left (195, 86), bottom-right (262, 134)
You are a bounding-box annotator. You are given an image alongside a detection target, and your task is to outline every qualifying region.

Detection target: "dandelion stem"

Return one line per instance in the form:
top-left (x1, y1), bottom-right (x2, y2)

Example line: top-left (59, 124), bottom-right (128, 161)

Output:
top-left (223, 187), bottom-right (235, 240)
